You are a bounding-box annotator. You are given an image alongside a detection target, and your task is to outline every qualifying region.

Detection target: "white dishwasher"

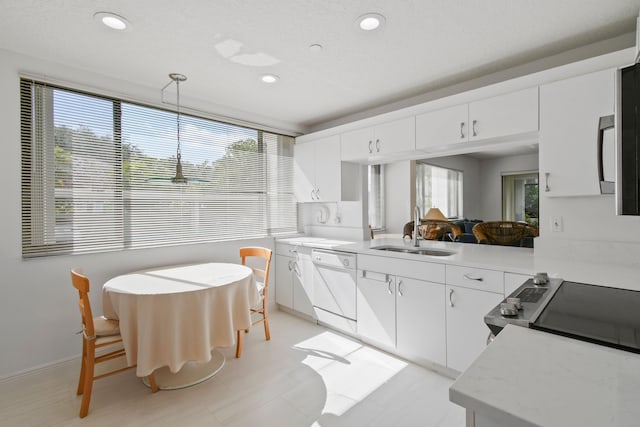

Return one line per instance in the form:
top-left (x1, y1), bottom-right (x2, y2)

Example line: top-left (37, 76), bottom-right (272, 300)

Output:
top-left (312, 249), bottom-right (357, 334)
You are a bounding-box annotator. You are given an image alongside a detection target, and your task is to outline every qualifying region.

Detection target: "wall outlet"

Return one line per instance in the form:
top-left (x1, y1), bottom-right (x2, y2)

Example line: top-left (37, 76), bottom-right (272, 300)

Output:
top-left (551, 216), bottom-right (563, 232)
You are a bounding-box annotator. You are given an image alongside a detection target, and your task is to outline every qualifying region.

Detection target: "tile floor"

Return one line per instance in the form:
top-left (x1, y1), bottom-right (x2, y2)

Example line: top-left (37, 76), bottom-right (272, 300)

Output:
top-left (0, 310), bottom-right (465, 427)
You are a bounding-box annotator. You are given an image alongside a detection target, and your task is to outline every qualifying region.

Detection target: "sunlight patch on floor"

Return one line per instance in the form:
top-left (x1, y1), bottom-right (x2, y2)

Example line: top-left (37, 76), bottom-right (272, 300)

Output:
top-left (293, 331), bottom-right (408, 418)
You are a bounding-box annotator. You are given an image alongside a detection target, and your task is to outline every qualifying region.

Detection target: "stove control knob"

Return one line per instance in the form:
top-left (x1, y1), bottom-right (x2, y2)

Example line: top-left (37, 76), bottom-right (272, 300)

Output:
top-left (533, 272), bottom-right (549, 285)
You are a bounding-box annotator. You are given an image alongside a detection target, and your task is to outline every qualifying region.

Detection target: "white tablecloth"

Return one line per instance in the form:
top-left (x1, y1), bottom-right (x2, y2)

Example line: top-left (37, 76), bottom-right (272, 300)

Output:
top-left (102, 263), bottom-right (260, 377)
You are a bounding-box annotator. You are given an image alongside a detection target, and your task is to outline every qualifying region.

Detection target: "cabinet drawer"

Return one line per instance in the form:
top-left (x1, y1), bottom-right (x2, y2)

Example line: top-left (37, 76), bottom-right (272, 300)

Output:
top-left (358, 254), bottom-right (445, 283)
top-left (275, 243), bottom-right (300, 257)
top-left (445, 265), bottom-right (503, 293)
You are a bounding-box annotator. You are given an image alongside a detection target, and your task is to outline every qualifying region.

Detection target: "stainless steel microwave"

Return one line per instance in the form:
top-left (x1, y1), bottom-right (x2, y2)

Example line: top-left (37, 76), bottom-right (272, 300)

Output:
top-left (616, 63), bottom-right (640, 215)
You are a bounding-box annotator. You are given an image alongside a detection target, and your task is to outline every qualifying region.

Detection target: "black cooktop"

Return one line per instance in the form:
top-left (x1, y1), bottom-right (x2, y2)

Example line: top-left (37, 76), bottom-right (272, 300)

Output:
top-left (531, 281), bottom-right (640, 354)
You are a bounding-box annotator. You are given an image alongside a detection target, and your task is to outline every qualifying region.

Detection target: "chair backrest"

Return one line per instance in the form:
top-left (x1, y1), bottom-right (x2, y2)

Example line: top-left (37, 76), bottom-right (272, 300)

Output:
top-left (472, 221), bottom-right (538, 246)
top-left (239, 247), bottom-right (273, 291)
top-left (71, 268), bottom-right (95, 339)
top-left (404, 220), bottom-right (462, 240)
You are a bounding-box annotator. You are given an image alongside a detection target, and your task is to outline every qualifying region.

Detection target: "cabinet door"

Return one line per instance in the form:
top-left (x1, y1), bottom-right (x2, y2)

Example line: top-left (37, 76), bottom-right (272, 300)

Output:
top-left (539, 69), bottom-right (615, 197)
top-left (357, 271), bottom-right (396, 348)
top-left (293, 247), bottom-right (316, 318)
top-left (374, 116), bottom-right (416, 155)
top-left (275, 255), bottom-right (294, 309)
top-left (468, 87), bottom-right (538, 141)
top-left (416, 104), bottom-right (469, 148)
top-left (294, 141), bottom-right (316, 202)
top-left (446, 285), bottom-right (503, 373)
top-left (314, 135), bottom-right (342, 201)
top-left (341, 127), bottom-right (374, 162)
top-left (396, 277), bottom-right (446, 366)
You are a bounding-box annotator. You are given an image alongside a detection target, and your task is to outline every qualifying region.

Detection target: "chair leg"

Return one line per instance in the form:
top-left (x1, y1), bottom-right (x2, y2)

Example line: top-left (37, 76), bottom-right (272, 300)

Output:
top-left (147, 372), bottom-right (159, 393)
top-left (263, 315), bottom-right (271, 341)
top-left (77, 340), bottom-right (87, 395)
top-left (235, 329), bottom-right (243, 358)
top-left (79, 354), bottom-right (95, 418)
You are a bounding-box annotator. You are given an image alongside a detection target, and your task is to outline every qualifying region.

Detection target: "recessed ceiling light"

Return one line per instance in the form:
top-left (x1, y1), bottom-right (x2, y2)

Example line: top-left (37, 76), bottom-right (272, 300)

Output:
top-left (357, 13), bottom-right (385, 31)
top-left (309, 44), bottom-right (323, 53)
top-left (261, 74), bottom-right (279, 84)
top-left (94, 12), bottom-right (130, 31)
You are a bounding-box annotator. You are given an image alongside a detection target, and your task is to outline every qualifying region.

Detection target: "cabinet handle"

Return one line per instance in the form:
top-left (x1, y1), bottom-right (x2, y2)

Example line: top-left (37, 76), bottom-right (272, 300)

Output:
top-left (376, 139), bottom-right (380, 152)
top-left (463, 274), bottom-right (483, 282)
top-left (368, 140), bottom-right (373, 154)
top-left (387, 279), bottom-right (393, 295)
top-left (449, 288), bottom-right (455, 307)
top-left (472, 120), bottom-right (478, 137)
top-left (398, 280), bottom-right (404, 297)
top-left (288, 260), bottom-right (293, 271)
top-left (544, 172), bottom-right (550, 192)
top-left (288, 247), bottom-right (297, 254)
top-left (460, 122), bottom-right (465, 139)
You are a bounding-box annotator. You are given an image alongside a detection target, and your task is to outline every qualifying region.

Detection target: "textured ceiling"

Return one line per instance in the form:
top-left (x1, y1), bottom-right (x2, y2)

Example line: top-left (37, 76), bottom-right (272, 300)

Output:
top-left (1, 0), bottom-right (639, 134)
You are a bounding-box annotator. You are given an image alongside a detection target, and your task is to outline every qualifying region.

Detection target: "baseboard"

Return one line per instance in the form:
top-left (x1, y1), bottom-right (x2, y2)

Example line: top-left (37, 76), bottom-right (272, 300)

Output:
top-left (0, 355), bottom-right (79, 384)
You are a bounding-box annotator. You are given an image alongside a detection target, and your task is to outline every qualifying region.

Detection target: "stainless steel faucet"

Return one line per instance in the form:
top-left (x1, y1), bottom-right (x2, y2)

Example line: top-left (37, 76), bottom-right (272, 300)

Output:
top-left (413, 206), bottom-right (421, 247)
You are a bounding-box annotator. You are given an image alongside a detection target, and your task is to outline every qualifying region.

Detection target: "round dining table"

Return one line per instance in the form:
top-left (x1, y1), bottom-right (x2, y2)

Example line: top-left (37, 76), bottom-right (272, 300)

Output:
top-left (102, 262), bottom-right (259, 389)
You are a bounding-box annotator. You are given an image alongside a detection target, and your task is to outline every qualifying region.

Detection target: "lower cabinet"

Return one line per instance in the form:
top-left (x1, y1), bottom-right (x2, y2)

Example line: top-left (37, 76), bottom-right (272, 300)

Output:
top-left (357, 270), bottom-right (446, 366)
top-left (396, 277), bottom-right (446, 367)
top-left (275, 246), bottom-right (316, 318)
top-left (445, 285), bottom-right (503, 372)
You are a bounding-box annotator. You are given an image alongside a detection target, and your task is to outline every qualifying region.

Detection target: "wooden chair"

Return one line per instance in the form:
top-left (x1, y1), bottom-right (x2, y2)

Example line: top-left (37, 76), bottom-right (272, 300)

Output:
top-left (235, 247), bottom-right (273, 358)
top-left (472, 221), bottom-right (539, 247)
top-left (71, 269), bottom-right (157, 418)
top-left (403, 220), bottom-right (462, 241)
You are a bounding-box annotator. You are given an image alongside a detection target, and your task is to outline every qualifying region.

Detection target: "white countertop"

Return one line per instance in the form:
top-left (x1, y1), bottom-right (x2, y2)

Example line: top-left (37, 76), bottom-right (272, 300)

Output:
top-left (338, 238), bottom-right (536, 273)
top-left (276, 236), bottom-right (359, 250)
top-left (450, 325), bottom-right (640, 427)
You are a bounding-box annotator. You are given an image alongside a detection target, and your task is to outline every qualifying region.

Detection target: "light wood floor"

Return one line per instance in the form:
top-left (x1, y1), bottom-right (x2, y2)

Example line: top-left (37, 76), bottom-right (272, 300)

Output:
top-left (0, 310), bottom-right (464, 427)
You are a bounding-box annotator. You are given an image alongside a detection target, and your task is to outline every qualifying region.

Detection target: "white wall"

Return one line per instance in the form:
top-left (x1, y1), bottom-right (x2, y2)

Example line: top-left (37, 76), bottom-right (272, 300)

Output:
top-left (0, 49), bottom-right (277, 379)
top-left (477, 153), bottom-right (539, 220)
top-left (384, 161), bottom-right (414, 235)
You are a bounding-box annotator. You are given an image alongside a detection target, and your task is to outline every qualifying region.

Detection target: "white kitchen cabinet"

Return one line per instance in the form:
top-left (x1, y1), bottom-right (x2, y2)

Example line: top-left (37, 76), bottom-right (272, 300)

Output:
top-left (275, 254), bottom-right (294, 309)
top-left (292, 246), bottom-right (315, 318)
top-left (357, 270), bottom-right (396, 349)
top-left (468, 87), bottom-right (539, 141)
top-left (275, 245), bottom-right (316, 318)
top-left (396, 277), bottom-right (446, 366)
top-left (416, 104), bottom-right (469, 148)
top-left (341, 117), bottom-right (415, 162)
top-left (446, 285), bottom-right (503, 373)
top-left (294, 135), bottom-right (342, 202)
top-left (539, 68), bottom-right (615, 197)
top-left (415, 87), bottom-right (538, 150)
top-left (357, 268), bottom-right (446, 365)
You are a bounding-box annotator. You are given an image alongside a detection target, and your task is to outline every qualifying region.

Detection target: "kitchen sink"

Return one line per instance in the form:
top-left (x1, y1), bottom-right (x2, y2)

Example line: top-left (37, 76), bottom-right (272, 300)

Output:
top-left (371, 246), bottom-right (455, 256)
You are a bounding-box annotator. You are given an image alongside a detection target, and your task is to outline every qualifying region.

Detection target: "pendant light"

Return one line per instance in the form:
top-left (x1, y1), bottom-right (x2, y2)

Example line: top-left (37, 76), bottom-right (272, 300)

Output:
top-left (150, 73), bottom-right (206, 184)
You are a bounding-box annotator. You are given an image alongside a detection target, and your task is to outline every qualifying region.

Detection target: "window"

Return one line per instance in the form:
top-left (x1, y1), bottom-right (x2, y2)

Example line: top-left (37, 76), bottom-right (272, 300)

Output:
top-left (415, 163), bottom-right (463, 218)
top-left (20, 79), bottom-right (296, 257)
top-left (502, 173), bottom-right (539, 225)
top-left (368, 164), bottom-right (385, 230)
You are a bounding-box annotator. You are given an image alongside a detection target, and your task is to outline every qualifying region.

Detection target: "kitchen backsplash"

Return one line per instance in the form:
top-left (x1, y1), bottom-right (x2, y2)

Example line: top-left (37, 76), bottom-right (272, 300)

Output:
top-left (299, 201), bottom-right (366, 241)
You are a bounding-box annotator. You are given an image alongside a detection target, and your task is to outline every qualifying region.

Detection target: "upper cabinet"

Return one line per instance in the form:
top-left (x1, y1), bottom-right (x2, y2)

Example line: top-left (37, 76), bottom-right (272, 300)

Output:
top-left (294, 135), bottom-right (342, 202)
top-left (341, 117), bottom-right (415, 163)
top-left (416, 104), bottom-right (469, 147)
top-left (416, 87), bottom-right (539, 149)
top-left (539, 68), bottom-right (615, 197)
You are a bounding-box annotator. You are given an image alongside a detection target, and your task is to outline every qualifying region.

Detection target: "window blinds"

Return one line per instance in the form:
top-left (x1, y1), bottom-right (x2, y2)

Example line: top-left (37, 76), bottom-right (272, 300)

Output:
top-left (20, 79), bottom-right (296, 257)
